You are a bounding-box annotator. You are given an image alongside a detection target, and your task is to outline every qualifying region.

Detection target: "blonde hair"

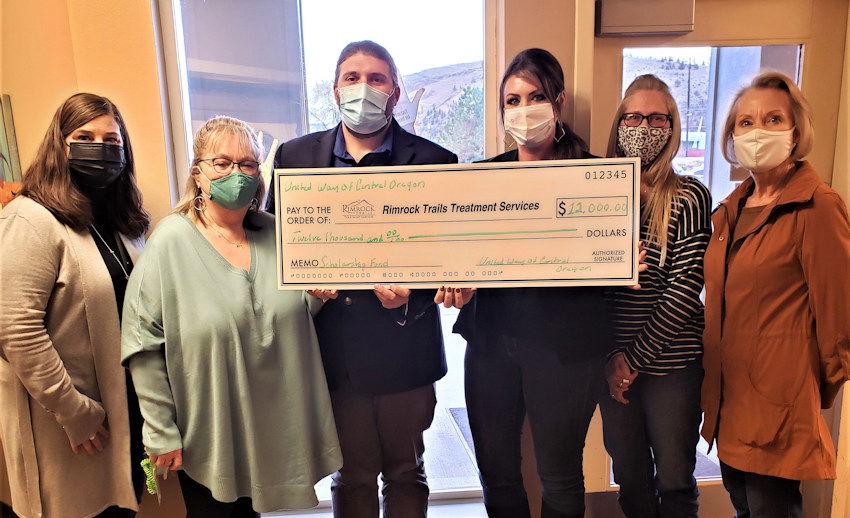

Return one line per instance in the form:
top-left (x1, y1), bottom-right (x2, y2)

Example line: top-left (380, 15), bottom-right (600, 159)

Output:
top-left (606, 74), bottom-right (685, 265)
top-left (721, 71), bottom-right (813, 165)
top-left (173, 116), bottom-right (265, 228)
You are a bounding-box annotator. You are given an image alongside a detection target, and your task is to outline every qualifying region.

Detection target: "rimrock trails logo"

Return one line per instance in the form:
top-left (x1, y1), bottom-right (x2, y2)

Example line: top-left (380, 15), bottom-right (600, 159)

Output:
top-left (342, 200), bottom-right (375, 219)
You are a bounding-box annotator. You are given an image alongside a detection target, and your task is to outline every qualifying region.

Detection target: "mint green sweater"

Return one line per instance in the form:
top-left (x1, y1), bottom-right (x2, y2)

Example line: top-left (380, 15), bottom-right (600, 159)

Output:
top-left (121, 213), bottom-right (341, 512)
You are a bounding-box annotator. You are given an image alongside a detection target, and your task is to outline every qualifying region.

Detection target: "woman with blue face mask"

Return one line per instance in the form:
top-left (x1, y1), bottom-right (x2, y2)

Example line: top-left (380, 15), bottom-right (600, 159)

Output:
top-left (0, 93), bottom-right (149, 518)
top-left (121, 116), bottom-right (342, 517)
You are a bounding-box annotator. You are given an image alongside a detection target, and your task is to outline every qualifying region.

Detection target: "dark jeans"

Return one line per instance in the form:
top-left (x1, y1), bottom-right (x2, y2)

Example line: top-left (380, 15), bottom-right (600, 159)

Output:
top-left (465, 337), bottom-right (603, 518)
top-left (720, 462), bottom-right (802, 518)
top-left (177, 471), bottom-right (259, 518)
top-left (330, 383), bottom-right (436, 518)
top-left (598, 360), bottom-right (703, 518)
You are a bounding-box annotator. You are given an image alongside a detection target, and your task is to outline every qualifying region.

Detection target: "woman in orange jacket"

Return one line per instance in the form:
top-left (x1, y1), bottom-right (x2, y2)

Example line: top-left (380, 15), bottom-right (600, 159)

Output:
top-left (701, 71), bottom-right (850, 517)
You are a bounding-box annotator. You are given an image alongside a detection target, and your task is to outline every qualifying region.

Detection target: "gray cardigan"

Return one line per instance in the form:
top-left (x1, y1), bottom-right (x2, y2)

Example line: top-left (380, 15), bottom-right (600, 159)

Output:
top-left (0, 196), bottom-right (141, 518)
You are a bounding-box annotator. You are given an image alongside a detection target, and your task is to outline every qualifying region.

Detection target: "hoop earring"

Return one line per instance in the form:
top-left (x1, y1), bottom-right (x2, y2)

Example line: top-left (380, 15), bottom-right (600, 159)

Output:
top-left (193, 195), bottom-right (206, 212)
top-left (554, 121), bottom-right (566, 143)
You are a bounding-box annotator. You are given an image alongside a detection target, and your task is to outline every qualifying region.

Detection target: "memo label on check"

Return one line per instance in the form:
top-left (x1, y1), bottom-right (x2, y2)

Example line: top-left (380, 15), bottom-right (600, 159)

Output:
top-left (274, 158), bottom-right (640, 289)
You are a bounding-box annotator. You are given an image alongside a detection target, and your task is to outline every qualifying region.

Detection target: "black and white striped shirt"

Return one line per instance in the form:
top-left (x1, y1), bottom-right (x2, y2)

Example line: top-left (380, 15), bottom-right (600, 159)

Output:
top-left (610, 176), bottom-right (712, 374)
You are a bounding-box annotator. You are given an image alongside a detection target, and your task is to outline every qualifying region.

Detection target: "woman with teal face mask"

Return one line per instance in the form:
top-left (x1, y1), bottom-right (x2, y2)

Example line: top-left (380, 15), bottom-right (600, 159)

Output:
top-left (121, 116), bottom-right (342, 517)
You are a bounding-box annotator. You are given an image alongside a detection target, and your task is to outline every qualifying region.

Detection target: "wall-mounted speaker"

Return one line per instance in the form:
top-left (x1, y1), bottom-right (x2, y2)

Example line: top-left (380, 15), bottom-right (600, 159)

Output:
top-left (596, 0), bottom-right (695, 36)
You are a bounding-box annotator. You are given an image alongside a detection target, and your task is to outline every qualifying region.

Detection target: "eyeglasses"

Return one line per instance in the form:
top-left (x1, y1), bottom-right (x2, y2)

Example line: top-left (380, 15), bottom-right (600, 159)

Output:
top-left (620, 113), bottom-right (673, 128)
top-left (197, 157), bottom-right (260, 175)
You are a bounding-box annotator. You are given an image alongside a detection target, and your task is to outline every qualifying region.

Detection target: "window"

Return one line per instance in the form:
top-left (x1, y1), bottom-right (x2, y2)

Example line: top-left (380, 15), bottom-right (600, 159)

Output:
top-left (171, 0), bottom-right (485, 167)
top-left (176, 0), bottom-right (308, 153)
top-left (301, 0), bottom-right (485, 163)
top-left (622, 45), bottom-right (802, 204)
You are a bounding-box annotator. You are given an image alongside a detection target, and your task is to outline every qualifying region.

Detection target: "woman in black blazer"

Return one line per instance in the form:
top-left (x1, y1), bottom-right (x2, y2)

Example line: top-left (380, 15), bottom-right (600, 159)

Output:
top-left (438, 48), bottom-right (619, 518)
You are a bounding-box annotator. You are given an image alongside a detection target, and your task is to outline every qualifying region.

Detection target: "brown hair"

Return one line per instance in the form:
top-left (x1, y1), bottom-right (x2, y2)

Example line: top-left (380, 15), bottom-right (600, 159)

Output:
top-left (721, 71), bottom-right (813, 165)
top-left (20, 93), bottom-right (149, 238)
top-left (335, 40), bottom-right (399, 86)
top-left (172, 116), bottom-right (265, 229)
top-left (606, 74), bottom-right (686, 264)
top-left (500, 48), bottom-right (587, 159)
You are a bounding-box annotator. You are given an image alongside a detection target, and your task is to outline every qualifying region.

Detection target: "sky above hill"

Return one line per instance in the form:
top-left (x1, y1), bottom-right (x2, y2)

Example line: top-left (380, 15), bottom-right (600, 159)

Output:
top-left (301, 0), bottom-right (485, 87)
top-left (624, 47), bottom-right (711, 65)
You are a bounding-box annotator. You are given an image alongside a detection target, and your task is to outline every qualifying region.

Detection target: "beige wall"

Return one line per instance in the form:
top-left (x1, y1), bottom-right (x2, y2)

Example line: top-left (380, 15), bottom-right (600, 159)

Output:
top-left (832, 9), bottom-right (850, 518)
top-left (1, 0), bottom-right (173, 222)
top-left (833, 3), bottom-right (850, 202)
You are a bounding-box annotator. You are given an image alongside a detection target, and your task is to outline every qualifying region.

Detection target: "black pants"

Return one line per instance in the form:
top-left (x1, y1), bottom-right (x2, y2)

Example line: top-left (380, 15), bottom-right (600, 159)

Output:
top-left (465, 337), bottom-right (603, 518)
top-left (125, 371), bottom-right (147, 503)
top-left (177, 472), bottom-right (259, 518)
top-left (94, 507), bottom-right (135, 518)
top-left (0, 502), bottom-right (18, 518)
top-left (92, 371), bottom-right (147, 518)
top-left (720, 462), bottom-right (802, 518)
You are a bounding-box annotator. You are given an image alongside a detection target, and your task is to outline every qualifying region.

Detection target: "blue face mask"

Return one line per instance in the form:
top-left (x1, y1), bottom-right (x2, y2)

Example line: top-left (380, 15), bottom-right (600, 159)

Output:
top-left (200, 168), bottom-right (259, 210)
top-left (337, 83), bottom-right (392, 134)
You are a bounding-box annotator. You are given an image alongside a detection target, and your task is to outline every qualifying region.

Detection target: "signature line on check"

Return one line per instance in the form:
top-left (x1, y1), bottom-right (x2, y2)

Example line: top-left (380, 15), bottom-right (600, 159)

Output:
top-left (407, 228), bottom-right (577, 240)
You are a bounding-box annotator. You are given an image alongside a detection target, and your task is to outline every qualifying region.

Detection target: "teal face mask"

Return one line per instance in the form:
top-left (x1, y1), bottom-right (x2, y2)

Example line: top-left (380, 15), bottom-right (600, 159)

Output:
top-left (337, 82), bottom-right (391, 134)
top-left (200, 168), bottom-right (259, 210)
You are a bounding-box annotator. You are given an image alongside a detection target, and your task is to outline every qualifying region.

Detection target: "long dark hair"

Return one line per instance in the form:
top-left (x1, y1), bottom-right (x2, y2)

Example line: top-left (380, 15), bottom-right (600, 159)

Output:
top-left (20, 93), bottom-right (149, 238)
top-left (500, 48), bottom-right (587, 159)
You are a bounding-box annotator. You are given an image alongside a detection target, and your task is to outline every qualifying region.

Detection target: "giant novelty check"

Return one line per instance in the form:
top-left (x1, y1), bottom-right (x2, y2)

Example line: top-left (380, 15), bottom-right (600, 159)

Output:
top-left (274, 158), bottom-right (640, 289)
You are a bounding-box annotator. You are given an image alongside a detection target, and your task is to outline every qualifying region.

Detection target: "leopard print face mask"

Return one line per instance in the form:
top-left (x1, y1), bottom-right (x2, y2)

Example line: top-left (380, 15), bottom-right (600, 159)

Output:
top-left (617, 126), bottom-right (673, 166)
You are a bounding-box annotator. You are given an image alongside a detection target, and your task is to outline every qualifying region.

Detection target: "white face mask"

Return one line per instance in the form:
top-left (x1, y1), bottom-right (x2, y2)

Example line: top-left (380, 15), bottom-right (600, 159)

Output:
top-left (503, 103), bottom-right (556, 147)
top-left (732, 128), bottom-right (795, 173)
top-left (337, 82), bottom-right (391, 135)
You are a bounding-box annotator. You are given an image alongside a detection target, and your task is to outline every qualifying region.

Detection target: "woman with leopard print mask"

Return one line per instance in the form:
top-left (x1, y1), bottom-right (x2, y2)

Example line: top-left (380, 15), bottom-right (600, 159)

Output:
top-left (600, 74), bottom-right (712, 518)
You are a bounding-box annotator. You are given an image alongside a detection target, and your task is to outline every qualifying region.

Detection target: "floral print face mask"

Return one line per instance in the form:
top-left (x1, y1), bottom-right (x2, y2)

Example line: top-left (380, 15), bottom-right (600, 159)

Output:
top-left (617, 126), bottom-right (673, 166)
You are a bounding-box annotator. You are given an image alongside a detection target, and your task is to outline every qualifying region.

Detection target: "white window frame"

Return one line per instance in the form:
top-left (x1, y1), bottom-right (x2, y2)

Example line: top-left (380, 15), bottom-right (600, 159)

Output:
top-left (155, 0), bottom-right (196, 204)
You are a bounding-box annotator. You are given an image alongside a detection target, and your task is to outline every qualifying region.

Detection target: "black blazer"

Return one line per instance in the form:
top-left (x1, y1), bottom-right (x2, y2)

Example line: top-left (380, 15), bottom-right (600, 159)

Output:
top-left (269, 121), bottom-right (458, 395)
top-left (454, 149), bottom-right (617, 363)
